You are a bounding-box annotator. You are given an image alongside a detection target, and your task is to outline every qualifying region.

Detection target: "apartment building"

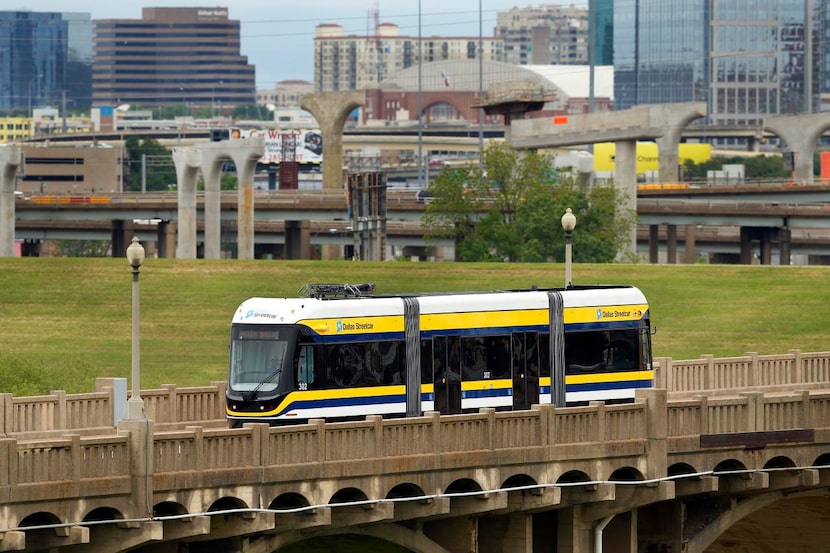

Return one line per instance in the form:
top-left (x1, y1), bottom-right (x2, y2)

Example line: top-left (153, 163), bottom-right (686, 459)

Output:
top-left (495, 4), bottom-right (589, 66)
top-left (313, 23), bottom-right (505, 92)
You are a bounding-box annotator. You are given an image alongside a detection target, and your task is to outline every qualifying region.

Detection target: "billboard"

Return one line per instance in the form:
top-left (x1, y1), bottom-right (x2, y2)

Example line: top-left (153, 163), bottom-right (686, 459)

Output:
top-left (232, 128), bottom-right (323, 164)
top-left (593, 142), bottom-right (711, 174)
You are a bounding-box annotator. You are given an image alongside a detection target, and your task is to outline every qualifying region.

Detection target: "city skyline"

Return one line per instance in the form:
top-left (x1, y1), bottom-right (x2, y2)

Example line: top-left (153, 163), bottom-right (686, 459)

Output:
top-left (14, 1), bottom-right (587, 87)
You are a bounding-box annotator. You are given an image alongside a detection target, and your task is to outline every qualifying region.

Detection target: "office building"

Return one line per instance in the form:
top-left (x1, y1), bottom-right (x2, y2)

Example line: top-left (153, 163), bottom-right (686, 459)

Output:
top-left (92, 7), bottom-right (255, 108)
top-left (0, 11), bottom-right (87, 112)
top-left (614, 0), bottom-right (827, 124)
top-left (313, 23), bottom-right (504, 92)
top-left (495, 4), bottom-right (589, 66)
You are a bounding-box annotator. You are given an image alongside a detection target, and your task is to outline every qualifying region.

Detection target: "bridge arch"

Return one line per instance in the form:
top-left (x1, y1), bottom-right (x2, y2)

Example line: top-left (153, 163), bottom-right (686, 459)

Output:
top-left (763, 111), bottom-right (830, 182)
top-left (387, 482), bottom-right (428, 500)
top-left (153, 500), bottom-right (188, 517)
top-left (266, 526), bottom-right (451, 553)
top-left (608, 466), bottom-right (645, 481)
top-left (270, 492), bottom-right (310, 511)
top-left (668, 462), bottom-right (700, 477)
top-left (686, 490), bottom-right (830, 553)
top-left (208, 496), bottom-right (249, 513)
top-left (330, 486), bottom-right (369, 505)
top-left (557, 469), bottom-right (592, 484)
top-left (445, 477), bottom-right (483, 496)
top-left (83, 506), bottom-right (124, 523)
top-left (501, 473), bottom-right (539, 491)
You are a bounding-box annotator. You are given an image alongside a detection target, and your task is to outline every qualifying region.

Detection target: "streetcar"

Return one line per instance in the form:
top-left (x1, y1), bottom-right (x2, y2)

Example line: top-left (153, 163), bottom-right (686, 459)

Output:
top-left (226, 283), bottom-right (653, 426)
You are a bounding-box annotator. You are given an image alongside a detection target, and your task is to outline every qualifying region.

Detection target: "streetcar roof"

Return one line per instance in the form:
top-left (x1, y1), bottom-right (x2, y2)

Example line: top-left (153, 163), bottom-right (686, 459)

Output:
top-left (232, 285), bottom-right (648, 325)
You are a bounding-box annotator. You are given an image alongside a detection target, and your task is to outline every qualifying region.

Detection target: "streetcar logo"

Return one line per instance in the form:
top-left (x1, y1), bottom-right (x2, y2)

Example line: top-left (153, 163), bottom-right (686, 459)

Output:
top-left (336, 320), bottom-right (343, 332)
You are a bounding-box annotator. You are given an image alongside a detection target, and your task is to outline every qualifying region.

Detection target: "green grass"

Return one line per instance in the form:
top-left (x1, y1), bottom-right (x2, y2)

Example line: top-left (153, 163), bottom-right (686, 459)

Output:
top-left (0, 257), bottom-right (827, 396)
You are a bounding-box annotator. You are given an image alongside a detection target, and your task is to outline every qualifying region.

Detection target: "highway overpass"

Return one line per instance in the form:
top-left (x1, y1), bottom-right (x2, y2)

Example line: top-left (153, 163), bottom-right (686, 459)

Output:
top-left (11, 185), bottom-right (830, 263)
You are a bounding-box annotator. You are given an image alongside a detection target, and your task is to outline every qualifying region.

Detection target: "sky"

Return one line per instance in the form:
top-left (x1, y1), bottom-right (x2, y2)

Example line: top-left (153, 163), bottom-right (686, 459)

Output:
top-left (14, 1), bottom-right (587, 87)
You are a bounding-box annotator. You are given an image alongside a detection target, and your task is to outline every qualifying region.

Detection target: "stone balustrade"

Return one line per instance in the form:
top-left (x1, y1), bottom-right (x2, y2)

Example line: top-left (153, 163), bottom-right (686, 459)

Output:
top-left (0, 350), bottom-right (828, 436)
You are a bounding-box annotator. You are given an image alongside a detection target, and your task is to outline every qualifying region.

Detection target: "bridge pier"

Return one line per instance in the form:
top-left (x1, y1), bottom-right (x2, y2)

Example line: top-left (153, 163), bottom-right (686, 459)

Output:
top-left (765, 111), bottom-right (830, 183)
top-left (284, 220), bottom-right (312, 259)
top-left (173, 139), bottom-right (264, 260)
top-left (647, 224), bottom-right (699, 264)
top-left (739, 226), bottom-right (790, 265)
top-left (0, 146), bottom-right (22, 258)
top-left (173, 148), bottom-right (201, 259)
top-left (300, 91), bottom-right (364, 191)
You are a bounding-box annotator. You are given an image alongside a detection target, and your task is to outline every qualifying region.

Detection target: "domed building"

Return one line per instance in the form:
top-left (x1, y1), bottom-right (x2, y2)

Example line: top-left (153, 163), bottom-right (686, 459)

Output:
top-left (361, 59), bottom-right (613, 125)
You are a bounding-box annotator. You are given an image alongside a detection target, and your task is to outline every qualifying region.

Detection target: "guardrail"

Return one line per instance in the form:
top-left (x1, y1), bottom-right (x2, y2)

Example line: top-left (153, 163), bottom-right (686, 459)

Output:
top-left (1, 351), bottom-right (828, 436)
top-left (7, 387), bottom-right (830, 489)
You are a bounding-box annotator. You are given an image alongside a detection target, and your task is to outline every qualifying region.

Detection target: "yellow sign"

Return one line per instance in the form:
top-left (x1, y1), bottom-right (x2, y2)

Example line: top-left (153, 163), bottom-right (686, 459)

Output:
top-left (593, 142), bottom-right (711, 173)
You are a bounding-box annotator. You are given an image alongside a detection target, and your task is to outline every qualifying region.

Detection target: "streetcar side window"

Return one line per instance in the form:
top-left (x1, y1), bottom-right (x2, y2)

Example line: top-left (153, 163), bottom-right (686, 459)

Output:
top-left (297, 345), bottom-right (317, 390)
top-left (565, 329), bottom-right (641, 374)
top-left (325, 340), bottom-right (405, 388)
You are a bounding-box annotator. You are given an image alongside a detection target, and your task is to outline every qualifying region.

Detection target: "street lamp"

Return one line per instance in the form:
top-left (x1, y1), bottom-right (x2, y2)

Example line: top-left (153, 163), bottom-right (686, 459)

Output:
top-left (115, 104), bottom-right (130, 192)
top-left (27, 74), bottom-right (42, 138)
top-left (561, 208), bottom-right (577, 288)
top-left (126, 237), bottom-right (146, 419)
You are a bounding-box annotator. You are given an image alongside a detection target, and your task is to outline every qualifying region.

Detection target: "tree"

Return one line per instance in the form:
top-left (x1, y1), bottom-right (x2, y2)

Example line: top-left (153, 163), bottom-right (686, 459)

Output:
top-left (123, 137), bottom-right (177, 192)
top-left (423, 143), bottom-right (634, 263)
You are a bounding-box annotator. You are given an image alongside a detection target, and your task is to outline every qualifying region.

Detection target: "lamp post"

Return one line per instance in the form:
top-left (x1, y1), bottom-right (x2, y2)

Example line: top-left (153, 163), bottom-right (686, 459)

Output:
top-left (561, 208), bottom-right (577, 288)
top-left (126, 237), bottom-right (146, 419)
top-left (115, 104), bottom-right (130, 191)
top-left (27, 74), bottom-right (42, 138)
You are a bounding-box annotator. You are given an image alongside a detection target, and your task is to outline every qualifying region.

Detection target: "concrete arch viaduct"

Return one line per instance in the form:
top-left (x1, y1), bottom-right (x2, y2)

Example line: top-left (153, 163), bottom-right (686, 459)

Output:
top-left (2, 95), bottom-right (830, 260)
top-left (0, 350), bottom-right (829, 552)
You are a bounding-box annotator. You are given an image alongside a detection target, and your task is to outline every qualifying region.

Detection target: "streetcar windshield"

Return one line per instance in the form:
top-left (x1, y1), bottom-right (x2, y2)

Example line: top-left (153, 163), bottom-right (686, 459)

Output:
top-left (229, 326), bottom-right (294, 392)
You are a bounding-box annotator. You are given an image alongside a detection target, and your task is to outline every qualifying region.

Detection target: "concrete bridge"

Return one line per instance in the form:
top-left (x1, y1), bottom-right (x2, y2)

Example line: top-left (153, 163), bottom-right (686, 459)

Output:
top-left (1, 350), bottom-right (829, 553)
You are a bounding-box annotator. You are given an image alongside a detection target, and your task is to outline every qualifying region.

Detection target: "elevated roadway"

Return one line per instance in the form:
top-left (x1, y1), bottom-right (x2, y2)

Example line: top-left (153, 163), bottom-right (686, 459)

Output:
top-left (11, 184), bottom-right (830, 262)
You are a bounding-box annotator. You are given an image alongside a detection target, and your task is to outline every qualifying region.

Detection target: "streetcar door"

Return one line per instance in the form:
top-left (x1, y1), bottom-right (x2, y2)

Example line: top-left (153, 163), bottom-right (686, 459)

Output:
top-left (512, 332), bottom-right (540, 411)
top-left (433, 336), bottom-right (461, 415)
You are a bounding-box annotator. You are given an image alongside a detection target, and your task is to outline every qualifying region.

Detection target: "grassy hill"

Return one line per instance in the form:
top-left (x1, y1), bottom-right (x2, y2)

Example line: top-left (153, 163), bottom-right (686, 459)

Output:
top-left (0, 257), bottom-right (827, 396)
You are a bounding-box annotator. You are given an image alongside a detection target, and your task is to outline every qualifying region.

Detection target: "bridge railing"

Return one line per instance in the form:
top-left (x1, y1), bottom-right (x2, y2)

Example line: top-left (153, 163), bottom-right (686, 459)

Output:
top-left (1, 351), bottom-right (829, 436)
top-left (5, 386), bottom-right (830, 504)
top-left (654, 349), bottom-right (830, 395)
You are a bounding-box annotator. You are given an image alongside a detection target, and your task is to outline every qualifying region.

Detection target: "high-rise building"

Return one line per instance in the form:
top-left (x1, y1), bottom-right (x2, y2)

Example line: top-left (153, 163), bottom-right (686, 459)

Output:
top-left (495, 5), bottom-right (589, 66)
top-left (614, 0), bottom-right (826, 124)
top-left (313, 23), bottom-right (504, 92)
top-left (592, 0), bottom-right (614, 66)
top-left (92, 7), bottom-right (255, 108)
top-left (0, 11), bottom-right (84, 111)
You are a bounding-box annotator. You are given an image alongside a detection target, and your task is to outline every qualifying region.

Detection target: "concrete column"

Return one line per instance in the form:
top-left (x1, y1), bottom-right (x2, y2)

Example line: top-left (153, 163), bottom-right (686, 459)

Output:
top-left (20, 239), bottom-right (41, 257)
top-left (111, 220), bottom-right (136, 258)
top-left (739, 227), bottom-right (754, 264)
top-left (284, 220), bottom-right (311, 260)
top-left (684, 224), bottom-right (697, 264)
top-left (614, 139), bottom-right (638, 259)
top-left (557, 506), bottom-right (593, 553)
top-left (117, 418), bottom-right (154, 518)
top-left (201, 160), bottom-right (223, 259)
top-left (765, 112), bottom-right (830, 183)
top-left (759, 228), bottom-right (772, 265)
top-left (653, 102), bottom-right (707, 184)
top-left (236, 171), bottom-right (255, 260)
top-left (173, 148), bottom-right (202, 259)
top-left (230, 139), bottom-right (265, 260)
top-left (779, 226), bottom-right (791, 265)
top-left (156, 221), bottom-right (177, 259)
top-left (666, 225), bottom-right (677, 264)
top-left (0, 146), bottom-right (22, 257)
top-left (648, 225), bottom-right (659, 263)
top-left (480, 513), bottom-right (532, 553)
top-left (301, 91), bottom-right (364, 190)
